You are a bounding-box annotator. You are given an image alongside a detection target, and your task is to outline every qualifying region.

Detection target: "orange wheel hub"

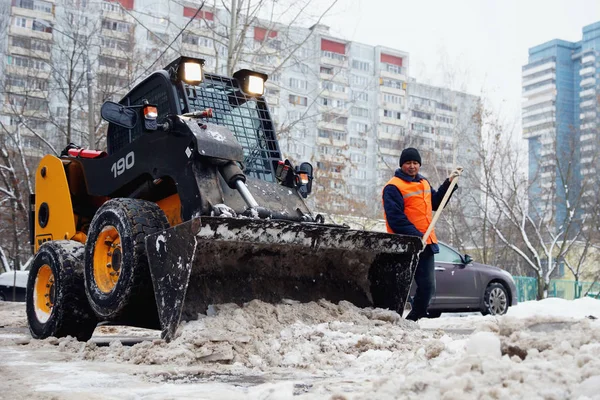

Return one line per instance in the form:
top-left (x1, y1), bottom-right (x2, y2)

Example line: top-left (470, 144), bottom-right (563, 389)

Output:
top-left (93, 226), bottom-right (122, 294)
top-left (34, 264), bottom-right (54, 323)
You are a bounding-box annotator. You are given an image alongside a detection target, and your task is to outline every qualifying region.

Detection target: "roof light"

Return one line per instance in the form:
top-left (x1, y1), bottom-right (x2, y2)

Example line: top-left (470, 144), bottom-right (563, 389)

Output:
top-left (182, 62), bottom-right (202, 85)
top-left (233, 69), bottom-right (268, 97)
top-left (247, 75), bottom-right (265, 95)
top-left (164, 56), bottom-right (205, 85)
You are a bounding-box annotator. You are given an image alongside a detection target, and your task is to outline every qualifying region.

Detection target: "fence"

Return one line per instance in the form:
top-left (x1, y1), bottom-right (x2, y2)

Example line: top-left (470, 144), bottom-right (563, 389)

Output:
top-left (513, 276), bottom-right (600, 302)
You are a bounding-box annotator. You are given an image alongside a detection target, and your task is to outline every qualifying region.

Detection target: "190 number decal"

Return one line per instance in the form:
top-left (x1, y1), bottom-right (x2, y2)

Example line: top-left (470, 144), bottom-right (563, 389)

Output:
top-left (111, 152), bottom-right (134, 178)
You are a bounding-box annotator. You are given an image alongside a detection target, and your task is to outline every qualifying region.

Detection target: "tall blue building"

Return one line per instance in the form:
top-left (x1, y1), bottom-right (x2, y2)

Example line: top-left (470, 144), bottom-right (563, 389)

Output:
top-left (522, 21), bottom-right (600, 229)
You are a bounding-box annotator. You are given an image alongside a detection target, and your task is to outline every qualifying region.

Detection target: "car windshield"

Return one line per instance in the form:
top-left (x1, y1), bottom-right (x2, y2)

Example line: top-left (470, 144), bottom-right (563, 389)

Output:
top-left (182, 76), bottom-right (280, 182)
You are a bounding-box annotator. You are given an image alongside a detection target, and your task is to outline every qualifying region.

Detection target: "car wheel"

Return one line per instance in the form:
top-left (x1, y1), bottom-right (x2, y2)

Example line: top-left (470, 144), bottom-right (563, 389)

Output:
top-left (84, 199), bottom-right (168, 326)
top-left (482, 282), bottom-right (509, 315)
top-left (427, 310), bottom-right (442, 318)
top-left (0, 291), bottom-right (5, 301)
top-left (26, 241), bottom-right (97, 341)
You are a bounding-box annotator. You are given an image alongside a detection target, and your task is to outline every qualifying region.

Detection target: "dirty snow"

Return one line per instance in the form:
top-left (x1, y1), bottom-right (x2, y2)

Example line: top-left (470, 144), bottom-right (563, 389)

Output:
top-left (0, 297), bottom-right (599, 399)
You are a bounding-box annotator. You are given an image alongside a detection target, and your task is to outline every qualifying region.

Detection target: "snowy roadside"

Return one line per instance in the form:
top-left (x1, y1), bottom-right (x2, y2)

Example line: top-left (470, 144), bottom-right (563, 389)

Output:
top-left (1, 298), bottom-right (599, 399)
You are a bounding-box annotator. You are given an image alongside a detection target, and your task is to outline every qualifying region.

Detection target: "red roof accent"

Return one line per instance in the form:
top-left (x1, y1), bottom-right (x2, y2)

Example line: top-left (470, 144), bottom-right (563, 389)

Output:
top-left (107, 0), bottom-right (133, 10)
top-left (254, 27), bottom-right (277, 42)
top-left (381, 53), bottom-right (403, 67)
top-left (321, 39), bottom-right (345, 55)
top-left (183, 7), bottom-right (214, 20)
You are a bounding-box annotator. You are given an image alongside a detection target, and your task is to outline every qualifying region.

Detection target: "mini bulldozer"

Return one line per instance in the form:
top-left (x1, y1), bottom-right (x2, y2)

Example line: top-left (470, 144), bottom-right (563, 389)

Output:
top-left (26, 57), bottom-right (422, 341)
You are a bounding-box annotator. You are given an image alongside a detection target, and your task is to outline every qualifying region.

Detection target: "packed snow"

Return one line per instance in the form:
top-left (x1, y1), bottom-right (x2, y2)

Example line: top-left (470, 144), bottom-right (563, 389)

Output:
top-left (0, 297), bottom-right (599, 399)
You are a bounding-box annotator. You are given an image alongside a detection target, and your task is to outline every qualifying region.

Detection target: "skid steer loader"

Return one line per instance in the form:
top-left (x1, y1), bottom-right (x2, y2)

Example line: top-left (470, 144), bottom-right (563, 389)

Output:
top-left (26, 56), bottom-right (423, 342)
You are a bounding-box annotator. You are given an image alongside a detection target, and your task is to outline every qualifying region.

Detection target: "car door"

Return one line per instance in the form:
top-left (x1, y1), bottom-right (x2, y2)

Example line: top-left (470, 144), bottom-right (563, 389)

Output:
top-left (433, 243), bottom-right (479, 307)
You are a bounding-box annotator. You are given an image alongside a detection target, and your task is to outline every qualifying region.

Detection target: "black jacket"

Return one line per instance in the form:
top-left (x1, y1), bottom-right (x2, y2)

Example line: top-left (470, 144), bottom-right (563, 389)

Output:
top-left (382, 169), bottom-right (457, 254)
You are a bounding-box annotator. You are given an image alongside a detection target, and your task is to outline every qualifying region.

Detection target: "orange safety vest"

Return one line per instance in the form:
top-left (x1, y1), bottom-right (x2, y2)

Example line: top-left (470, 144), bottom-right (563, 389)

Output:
top-left (383, 177), bottom-right (437, 244)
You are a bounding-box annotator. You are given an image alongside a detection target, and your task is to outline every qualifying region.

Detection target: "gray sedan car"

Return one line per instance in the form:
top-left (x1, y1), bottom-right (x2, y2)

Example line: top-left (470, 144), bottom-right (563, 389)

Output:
top-left (410, 242), bottom-right (518, 317)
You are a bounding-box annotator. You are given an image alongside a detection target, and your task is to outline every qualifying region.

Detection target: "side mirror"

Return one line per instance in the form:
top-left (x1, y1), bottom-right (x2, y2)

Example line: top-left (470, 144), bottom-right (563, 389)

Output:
top-left (463, 254), bottom-right (473, 264)
top-left (101, 101), bottom-right (138, 129)
top-left (275, 160), bottom-right (313, 198)
top-left (295, 162), bottom-right (313, 198)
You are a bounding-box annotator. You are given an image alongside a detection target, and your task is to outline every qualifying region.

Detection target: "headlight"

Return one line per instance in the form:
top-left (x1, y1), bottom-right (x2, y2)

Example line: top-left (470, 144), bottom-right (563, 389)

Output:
top-left (182, 62), bottom-right (203, 85)
top-left (233, 69), bottom-right (268, 96)
top-left (247, 75), bottom-right (265, 95)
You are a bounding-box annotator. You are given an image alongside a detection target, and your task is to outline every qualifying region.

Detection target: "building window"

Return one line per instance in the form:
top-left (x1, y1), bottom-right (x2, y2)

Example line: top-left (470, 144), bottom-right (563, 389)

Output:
top-left (289, 95), bottom-right (307, 106)
top-left (353, 92), bottom-right (368, 102)
top-left (383, 93), bottom-right (403, 105)
top-left (322, 114), bottom-right (348, 125)
top-left (289, 78), bottom-right (308, 90)
top-left (351, 107), bottom-right (369, 118)
top-left (412, 110), bottom-right (432, 120)
top-left (349, 137), bottom-right (367, 148)
top-left (352, 75), bottom-right (369, 86)
top-left (383, 109), bottom-right (402, 119)
top-left (381, 78), bottom-right (404, 89)
top-left (411, 123), bottom-right (433, 133)
top-left (102, 19), bottom-right (131, 33)
top-left (351, 153), bottom-right (367, 164)
top-left (321, 81), bottom-right (346, 93)
top-left (351, 60), bottom-right (370, 72)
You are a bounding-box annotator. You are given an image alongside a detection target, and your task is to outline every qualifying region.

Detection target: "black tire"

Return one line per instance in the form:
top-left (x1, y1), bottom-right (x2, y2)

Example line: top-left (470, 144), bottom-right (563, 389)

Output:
top-left (26, 241), bottom-right (97, 341)
top-left (84, 199), bottom-right (168, 327)
top-left (427, 310), bottom-right (442, 318)
top-left (0, 291), bottom-right (5, 301)
top-left (482, 282), bottom-right (509, 315)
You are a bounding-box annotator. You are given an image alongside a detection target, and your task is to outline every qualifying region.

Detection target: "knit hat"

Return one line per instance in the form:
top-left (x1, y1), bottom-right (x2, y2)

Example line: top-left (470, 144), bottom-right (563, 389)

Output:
top-left (399, 147), bottom-right (421, 166)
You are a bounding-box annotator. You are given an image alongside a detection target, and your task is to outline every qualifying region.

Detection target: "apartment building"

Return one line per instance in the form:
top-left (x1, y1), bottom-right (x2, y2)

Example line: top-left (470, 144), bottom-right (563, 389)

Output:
top-left (522, 21), bottom-right (600, 227)
top-left (0, 0), bottom-right (481, 215)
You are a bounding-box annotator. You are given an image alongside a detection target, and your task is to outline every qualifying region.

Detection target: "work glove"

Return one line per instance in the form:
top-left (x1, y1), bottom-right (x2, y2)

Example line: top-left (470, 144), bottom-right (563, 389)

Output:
top-left (448, 166), bottom-right (463, 182)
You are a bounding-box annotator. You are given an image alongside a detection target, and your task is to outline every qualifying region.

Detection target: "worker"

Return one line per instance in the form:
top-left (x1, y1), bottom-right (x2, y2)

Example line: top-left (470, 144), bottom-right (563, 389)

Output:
top-left (382, 147), bottom-right (460, 321)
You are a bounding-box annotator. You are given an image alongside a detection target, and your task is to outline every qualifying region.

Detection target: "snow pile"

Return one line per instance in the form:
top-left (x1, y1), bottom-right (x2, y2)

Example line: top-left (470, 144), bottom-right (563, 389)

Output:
top-left (74, 300), bottom-right (430, 370)
top-left (0, 301), bottom-right (27, 328)
top-left (4, 297), bottom-right (600, 399)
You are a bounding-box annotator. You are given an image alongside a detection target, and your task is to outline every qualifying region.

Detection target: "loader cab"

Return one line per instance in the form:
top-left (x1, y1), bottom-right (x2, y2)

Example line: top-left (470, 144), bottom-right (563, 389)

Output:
top-left (105, 57), bottom-right (282, 183)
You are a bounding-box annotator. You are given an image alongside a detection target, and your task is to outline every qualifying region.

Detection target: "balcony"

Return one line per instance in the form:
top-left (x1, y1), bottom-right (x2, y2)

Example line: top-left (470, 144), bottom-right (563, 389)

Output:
top-left (380, 116), bottom-right (406, 126)
top-left (11, 4), bottom-right (54, 22)
top-left (319, 72), bottom-right (348, 84)
top-left (379, 146), bottom-right (401, 157)
top-left (522, 71), bottom-right (555, 86)
top-left (522, 92), bottom-right (555, 109)
top-left (9, 44), bottom-right (51, 60)
top-left (579, 66), bottom-right (595, 76)
top-left (317, 120), bottom-right (347, 132)
top-left (380, 85), bottom-right (405, 96)
top-left (317, 105), bottom-right (348, 116)
top-left (316, 136), bottom-right (347, 148)
top-left (580, 88), bottom-right (596, 98)
top-left (522, 83), bottom-right (556, 98)
top-left (580, 77), bottom-right (596, 87)
top-left (10, 25), bottom-right (52, 41)
top-left (319, 89), bottom-right (349, 101)
top-left (181, 42), bottom-right (215, 57)
top-left (101, 27), bottom-right (133, 40)
top-left (379, 101), bottom-right (404, 112)
top-left (522, 61), bottom-right (555, 78)
top-left (379, 69), bottom-right (406, 82)
top-left (581, 54), bottom-right (595, 65)
top-left (320, 52), bottom-right (348, 68)
top-left (5, 64), bottom-right (50, 79)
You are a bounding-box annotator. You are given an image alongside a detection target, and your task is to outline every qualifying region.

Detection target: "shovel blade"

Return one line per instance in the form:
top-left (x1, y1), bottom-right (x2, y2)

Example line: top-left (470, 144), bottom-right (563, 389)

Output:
top-left (146, 217), bottom-right (421, 341)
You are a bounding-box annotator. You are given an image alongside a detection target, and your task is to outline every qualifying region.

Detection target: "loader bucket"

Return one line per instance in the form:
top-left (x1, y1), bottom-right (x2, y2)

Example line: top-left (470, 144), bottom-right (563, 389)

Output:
top-left (145, 217), bottom-right (422, 341)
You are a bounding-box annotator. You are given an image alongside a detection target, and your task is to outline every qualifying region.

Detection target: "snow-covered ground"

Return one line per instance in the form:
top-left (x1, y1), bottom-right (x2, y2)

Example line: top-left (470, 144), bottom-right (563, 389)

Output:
top-left (1, 297), bottom-right (599, 399)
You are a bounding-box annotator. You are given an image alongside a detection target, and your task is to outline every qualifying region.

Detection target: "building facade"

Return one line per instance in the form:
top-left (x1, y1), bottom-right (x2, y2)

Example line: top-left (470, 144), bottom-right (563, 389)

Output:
top-left (522, 21), bottom-right (600, 228)
top-left (0, 0), bottom-right (481, 218)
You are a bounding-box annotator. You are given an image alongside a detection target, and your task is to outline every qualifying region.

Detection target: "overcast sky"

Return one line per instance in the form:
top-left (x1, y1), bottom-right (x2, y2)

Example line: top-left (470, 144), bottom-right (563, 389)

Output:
top-left (319, 0), bottom-right (600, 123)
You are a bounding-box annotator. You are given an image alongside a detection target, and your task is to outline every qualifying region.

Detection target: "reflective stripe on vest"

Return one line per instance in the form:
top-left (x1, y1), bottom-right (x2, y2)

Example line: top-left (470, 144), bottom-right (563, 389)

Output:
top-left (383, 176), bottom-right (437, 244)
